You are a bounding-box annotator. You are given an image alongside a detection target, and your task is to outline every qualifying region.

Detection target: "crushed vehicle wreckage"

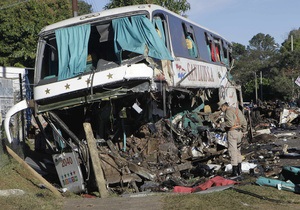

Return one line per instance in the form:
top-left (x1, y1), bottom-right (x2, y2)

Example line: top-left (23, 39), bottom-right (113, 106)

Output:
top-left (24, 92), bottom-right (237, 195)
top-left (96, 102), bottom-right (300, 195)
top-left (6, 4), bottom-right (298, 196)
top-left (9, 101), bottom-right (300, 196)
top-left (93, 109), bottom-right (231, 193)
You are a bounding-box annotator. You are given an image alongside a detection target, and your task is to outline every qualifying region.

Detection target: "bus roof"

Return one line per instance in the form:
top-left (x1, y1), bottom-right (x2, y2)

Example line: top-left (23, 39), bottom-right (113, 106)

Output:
top-left (39, 4), bottom-right (230, 43)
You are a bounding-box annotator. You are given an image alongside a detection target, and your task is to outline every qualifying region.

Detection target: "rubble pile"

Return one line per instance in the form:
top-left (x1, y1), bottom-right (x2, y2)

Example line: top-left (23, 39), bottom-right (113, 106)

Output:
top-left (241, 103), bottom-right (300, 193)
top-left (92, 103), bottom-right (300, 195)
top-left (19, 100), bottom-right (300, 196)
top-left (95, 111), bottom-right (231, 194)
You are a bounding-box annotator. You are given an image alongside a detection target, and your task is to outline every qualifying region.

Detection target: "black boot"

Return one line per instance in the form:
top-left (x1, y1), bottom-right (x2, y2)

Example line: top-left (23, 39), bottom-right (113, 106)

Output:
top-left (230, 165), bottom-right (239, 177)
top-left (237, 163), bottom-right (242, 175)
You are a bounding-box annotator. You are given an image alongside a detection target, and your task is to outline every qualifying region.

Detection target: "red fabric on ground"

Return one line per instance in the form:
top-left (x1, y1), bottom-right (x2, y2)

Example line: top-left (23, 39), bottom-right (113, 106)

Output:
top-left (173, 186), bottom-right (192, 193)
top-left (191, 176), bottom-right (236, 192)
top-left (173, 176), bottom-right (237, 193)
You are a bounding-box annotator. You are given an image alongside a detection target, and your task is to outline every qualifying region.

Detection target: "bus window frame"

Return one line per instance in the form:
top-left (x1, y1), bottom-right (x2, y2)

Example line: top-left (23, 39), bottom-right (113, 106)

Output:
top-left (182, 22), bottom-right (199, 59)
top-left (221, 39), bottom-right (230, 67)
top-left (205, 32), bottom-right (215, 62)
top-left (152, 11), bottom-right (171, 52)
top-left (213, 37), bottom-right (222, 63)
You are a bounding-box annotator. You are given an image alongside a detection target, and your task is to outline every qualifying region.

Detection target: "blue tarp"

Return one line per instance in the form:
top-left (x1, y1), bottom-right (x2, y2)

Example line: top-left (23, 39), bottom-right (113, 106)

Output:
top-left (112, 15), bottom-right (173, 62)
top-left (256, 176), bottom-right (296, 192)
top-left (256, 166), bottom-right (300, 193)
top-left (55, 24), bottom-right (91, 81)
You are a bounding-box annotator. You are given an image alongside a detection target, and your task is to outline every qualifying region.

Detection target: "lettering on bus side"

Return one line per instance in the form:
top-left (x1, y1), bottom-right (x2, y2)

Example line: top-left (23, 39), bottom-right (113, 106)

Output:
top-left (187, 63), bottom-right (214, 82)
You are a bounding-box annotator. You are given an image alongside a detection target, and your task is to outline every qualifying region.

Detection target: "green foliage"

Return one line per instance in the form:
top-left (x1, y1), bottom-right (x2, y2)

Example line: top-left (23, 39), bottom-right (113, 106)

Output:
top-left (247, 33), bottom-right (278, 61)
top-left (232, 42), bottom-right (247, 61)
top-left (78, 0), bottom-right (92, 15)
top-left (0, 0), bottom-right (72, 67)
top-left (248, 33), bottom-right (277, 51)
top-left (272, 74), bottom-right (293, 99)
top-left (232, 30), bottom-right (300, 101)
top-left (104, 0), bottom-right (190, 15)
top-left (280, 28), bottom-right (300, 53)
top-left (104, 0), bottom-right (151, 9)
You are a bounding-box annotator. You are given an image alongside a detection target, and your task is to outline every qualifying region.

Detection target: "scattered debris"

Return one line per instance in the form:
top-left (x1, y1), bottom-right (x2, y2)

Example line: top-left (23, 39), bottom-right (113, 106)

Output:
top-left (2, 100), bottom-right (297, 197)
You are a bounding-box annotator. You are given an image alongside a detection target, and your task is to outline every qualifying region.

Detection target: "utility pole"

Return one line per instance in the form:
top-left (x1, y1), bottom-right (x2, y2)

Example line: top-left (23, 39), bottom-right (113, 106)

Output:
top-left (291, 35), bottom-right (294, 98)
top-left (72, 0), bottom-right (78, 17)
top-left (254, 72), bottom-right (258, 104)
top-left (291, 35), bottom-right (294, 52)
top-left (260, 71), bottom-right (263, 101)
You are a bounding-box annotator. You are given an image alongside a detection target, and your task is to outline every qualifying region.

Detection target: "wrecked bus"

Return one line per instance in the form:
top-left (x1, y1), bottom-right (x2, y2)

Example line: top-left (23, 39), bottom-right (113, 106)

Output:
top-left (4, 4), bottom-right (243, 193)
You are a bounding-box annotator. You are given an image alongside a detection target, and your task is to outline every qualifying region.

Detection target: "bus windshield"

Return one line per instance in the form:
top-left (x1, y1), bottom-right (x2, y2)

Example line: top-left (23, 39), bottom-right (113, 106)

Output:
top-left (37, 14), bottom-right (173, 83)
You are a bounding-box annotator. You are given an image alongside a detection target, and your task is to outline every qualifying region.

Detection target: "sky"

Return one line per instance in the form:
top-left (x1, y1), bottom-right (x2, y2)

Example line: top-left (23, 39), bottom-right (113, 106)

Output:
top-left (83, 0), bottom-right (300, 46)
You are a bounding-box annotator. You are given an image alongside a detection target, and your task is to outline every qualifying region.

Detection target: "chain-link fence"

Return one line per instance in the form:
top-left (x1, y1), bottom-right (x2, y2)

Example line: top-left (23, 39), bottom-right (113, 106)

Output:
top-left (0, 67), bottom-right (33, 159)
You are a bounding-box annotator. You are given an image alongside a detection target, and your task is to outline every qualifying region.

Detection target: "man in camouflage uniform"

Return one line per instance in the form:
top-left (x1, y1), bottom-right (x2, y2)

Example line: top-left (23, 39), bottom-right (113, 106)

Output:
top-left (218, 99), bottom-right (247, 177)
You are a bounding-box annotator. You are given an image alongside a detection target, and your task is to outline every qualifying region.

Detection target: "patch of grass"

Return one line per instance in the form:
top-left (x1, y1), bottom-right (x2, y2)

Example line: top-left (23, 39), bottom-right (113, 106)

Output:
top-left (0, 159), bottom-right (63, 210)
top-left (162, 184), bottom-right (300, 210)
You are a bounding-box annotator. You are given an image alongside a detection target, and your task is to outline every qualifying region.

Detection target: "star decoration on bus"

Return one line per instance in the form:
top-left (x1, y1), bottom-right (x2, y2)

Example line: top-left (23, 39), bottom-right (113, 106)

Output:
top-left (65, 83), bottom-right (70, 89)
top-left (45, 88), bottom-right (50, 94)
top-left (107, 73), bottom-right (113, 79)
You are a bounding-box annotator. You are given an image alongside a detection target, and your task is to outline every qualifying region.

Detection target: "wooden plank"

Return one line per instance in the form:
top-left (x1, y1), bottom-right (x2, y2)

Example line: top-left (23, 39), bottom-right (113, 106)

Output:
top-left (5, 146), bottom-right (62, 197)
top-left (104, 140), bottom-right (140, 192)
top-left (83, 122), bottom-right (109, 198)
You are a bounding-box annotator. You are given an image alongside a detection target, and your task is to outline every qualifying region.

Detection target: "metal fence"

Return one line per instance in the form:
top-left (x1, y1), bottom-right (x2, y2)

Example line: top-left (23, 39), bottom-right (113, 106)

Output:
top-left (0, 67), bottom-right (33, 142)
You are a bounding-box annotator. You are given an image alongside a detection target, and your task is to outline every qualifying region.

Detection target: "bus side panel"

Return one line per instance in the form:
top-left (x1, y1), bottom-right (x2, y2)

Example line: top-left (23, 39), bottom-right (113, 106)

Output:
top-left (172, 58), bottom-right (226, 88)
top-left (165, 13), bottom-right (228, 89)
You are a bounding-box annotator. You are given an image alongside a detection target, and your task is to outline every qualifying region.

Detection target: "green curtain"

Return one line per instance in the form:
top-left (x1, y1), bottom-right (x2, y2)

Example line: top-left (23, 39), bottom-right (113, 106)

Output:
top-left (153, 17), bottom-right (166, 45)
top-left (55, 24), bottom-right (91, 81)
top-left (112, 15), bottom-right (173, 63)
